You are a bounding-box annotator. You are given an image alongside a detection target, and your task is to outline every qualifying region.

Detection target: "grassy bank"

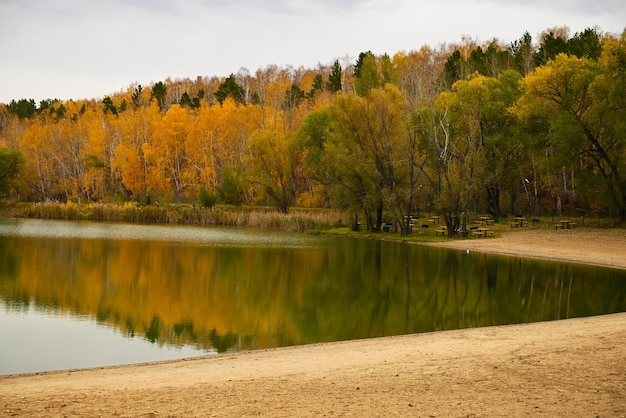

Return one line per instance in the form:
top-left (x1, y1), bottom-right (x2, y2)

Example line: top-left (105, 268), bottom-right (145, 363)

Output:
top-left (0, 202), bottom-right (349, 233)
top-left (1, 202), bottom-right (621, 240)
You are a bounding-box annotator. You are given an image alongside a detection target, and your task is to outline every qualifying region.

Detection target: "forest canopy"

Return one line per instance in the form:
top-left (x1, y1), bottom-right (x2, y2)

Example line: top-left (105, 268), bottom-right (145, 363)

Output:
top-left (1, 26), bottom-right (625, 233)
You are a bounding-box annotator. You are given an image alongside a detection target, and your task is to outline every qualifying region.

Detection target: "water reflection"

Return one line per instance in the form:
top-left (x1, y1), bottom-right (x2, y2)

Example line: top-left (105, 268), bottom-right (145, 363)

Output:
top-left (0, 303), bottom-right (206, 375)
top-left (1, 219), bottom-right (625, 374)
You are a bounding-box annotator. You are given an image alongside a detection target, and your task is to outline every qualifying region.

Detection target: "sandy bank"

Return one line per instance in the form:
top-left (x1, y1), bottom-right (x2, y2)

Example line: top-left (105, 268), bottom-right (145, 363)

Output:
top-left (432, 227), bottom-right (626, 270)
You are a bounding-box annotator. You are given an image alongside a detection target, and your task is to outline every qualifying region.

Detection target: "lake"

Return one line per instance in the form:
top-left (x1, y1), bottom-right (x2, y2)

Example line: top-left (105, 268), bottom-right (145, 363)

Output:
top-left (1, 218), bottom-right (625, 375)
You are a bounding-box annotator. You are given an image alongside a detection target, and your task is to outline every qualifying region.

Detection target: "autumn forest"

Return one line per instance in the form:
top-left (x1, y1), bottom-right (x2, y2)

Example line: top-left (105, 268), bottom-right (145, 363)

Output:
top-left (1, 26), bottom-right (625, 234)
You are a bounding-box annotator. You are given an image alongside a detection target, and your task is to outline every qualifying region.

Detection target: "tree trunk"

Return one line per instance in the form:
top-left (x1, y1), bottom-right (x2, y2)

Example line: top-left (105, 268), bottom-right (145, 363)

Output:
top-left (376, 203), bottom-right (383, 231)
top-left (486, 185), bottom-right (501, 216)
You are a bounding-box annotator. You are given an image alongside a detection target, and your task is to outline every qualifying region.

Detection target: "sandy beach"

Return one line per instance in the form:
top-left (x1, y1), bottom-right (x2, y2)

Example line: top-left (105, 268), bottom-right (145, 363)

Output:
top-left (2, 228), bottom-right (625, 417)
top-left (432, 227), bottom-right (626, 271)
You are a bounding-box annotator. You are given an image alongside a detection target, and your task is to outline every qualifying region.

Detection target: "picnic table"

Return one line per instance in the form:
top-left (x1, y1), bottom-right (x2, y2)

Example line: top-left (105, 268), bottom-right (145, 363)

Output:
top-left (473, 227), bottom-right (493, 237)
top-left (511, 217), bottom-right (526, 227)
top-left (557, 220), bottom-right (576, 229)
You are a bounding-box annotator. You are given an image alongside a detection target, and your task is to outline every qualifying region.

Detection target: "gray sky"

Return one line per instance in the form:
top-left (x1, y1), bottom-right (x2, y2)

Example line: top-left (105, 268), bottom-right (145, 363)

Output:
top-left (1, 0), bottom-right (624, 104)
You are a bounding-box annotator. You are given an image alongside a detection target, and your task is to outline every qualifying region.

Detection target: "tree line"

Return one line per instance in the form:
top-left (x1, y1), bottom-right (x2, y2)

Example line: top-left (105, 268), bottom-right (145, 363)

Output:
top-left (1, 26), bottom-right (624, 234)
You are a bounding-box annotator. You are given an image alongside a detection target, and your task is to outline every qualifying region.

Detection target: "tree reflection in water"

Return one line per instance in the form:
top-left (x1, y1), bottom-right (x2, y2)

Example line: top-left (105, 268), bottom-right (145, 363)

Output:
top-left (1, 220), bottom-right (625, 356)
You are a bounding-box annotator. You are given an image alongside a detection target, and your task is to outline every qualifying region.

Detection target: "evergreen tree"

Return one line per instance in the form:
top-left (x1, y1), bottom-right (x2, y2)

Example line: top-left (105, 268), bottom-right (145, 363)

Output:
top-left (510, 32), bottom-right (535, 75)
top-left (214, 74), bottom-right (246, 105)
top-left (568, 28), bottom-right (602, 60)
top-left (131, 85), bottom-right (144, 108)
top-left (283, 84), bottom-right (306, 110)
top-left (444, 50), bottom-right (464, 87)
top-left (309, 74), bottom-right (324, 97)
top-left (328, 60), bottom-right (343, 93)
top-left (7, 99), bottom-right (36, 119)
top-left (354, 52), bottom-right (381, 96)
top-left (151, 81), bottom-right (168, 111)
top-left (102, 96), bottom-right (118, 115)
top-left (534, 31), bottom-right (569, 66)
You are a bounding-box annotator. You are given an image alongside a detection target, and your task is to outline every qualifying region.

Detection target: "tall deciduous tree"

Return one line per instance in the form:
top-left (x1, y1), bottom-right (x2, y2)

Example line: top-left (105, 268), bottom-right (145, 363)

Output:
top-left (515, 39), bottom-right (626, 220)
top-left (414, 83), bottom-right (487, 235)
top-left (246, 130), bottom-right (303, 213)
top-left (393, 46), bottom-right (447, 110)
top-left (443, 71), bottom-right (524, 217)
top-left (0, 148), bottom-right (24, 196)
top-left (111, 102), bottom-right (160, 199)
top-left (143, 104), bottom-right (193, 199)
top-left (307, 85), bottom-right (420, 232)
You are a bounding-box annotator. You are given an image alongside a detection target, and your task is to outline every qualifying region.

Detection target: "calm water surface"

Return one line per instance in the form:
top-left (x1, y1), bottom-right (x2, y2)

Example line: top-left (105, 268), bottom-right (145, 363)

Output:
top-left (1, 218), bottom-right (625, 375)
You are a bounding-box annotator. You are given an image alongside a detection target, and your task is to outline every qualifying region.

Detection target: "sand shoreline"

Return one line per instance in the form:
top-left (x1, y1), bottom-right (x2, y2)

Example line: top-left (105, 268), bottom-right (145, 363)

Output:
top-left (2, 227), bottom-right (625, 417)
top-left (430, 227), bottom-right (626, 270)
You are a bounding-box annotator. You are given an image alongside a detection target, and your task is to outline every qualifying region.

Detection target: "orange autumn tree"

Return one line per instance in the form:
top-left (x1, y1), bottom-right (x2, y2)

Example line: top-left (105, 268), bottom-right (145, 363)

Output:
top-left (188, 97), bottom-right (263, 203)
top-left (14, 100), bottom-right (93, 201)
top-left (81, 105), bottom-right (112, 201)
top-left (142, 104), bottom-right (192, 199)
top-left (20, 122), bottom-right (58, 200)
top-left (111, 102), bottom-right (160, 200)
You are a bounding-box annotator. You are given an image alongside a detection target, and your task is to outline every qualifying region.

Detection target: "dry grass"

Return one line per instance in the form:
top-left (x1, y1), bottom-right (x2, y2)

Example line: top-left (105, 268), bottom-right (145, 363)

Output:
top-left (0, 202), bottom-right (349, 232)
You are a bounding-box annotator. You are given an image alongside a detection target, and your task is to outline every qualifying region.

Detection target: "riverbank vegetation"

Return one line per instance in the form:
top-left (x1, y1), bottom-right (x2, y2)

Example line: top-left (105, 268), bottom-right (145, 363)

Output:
top-left (1, 26), bottom-right (625, 235)
top-left (0, 202), bottom-right (348, 232)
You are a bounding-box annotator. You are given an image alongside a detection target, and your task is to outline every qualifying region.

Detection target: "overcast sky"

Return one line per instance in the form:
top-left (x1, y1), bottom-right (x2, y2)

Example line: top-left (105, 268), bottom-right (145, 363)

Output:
top-left (1, 0), bottom-right (624, 104)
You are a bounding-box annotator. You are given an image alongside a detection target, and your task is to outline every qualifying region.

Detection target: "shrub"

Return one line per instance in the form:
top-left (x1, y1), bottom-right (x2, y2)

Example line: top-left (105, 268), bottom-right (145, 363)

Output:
top-left (198, 187), bottom-right (217, 208)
